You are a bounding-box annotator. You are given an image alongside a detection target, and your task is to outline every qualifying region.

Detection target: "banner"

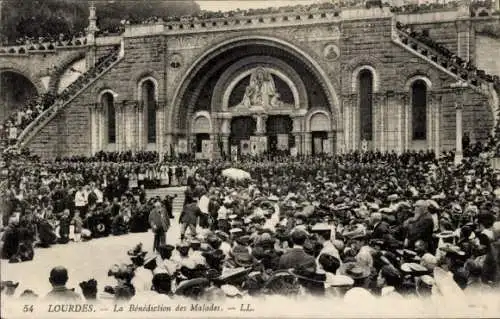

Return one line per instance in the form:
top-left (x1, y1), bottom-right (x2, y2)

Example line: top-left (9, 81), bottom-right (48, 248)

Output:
top-left (177, 139), bottom-right (188, 154)
top-left (259, 136), bottom-right (268, 153)
top-left (250, 136), bottom-right (260, 155)
top-left (314, 138), bottom-right (323, 154)
top-left (240, 140), bottom-right (251, 156)
top-left (201, 140), bottom-right (212, 159)
top-left (231, 145), bottom-right (238, 161)
top-left (277, 134), bottom-right (289, 151)
top-left (322, 140), bottom-right (330, 155)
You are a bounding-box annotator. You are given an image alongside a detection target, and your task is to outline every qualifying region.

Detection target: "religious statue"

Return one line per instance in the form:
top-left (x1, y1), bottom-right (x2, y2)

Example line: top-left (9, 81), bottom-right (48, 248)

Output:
top-left (238, 67), bottom-right (283, 109)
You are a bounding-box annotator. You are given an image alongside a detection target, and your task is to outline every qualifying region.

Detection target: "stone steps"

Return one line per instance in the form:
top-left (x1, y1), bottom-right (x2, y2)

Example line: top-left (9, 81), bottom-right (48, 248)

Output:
top-left (146, 186), bottom-right (186, 216)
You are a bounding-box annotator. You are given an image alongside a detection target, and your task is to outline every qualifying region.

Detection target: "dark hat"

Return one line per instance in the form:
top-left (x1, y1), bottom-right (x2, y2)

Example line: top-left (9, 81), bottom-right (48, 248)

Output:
top-left (230, 247), bottom-right (255, 267)
top-left (235, 235), bottom-right (251, 246)
top-left (216, 267), bottom-right (251, 283)
top-left (338, 262), bottom-right (371, 280)
top-left (19, 289), bottom-right (38, 299)
top-left (174, 278), bottom-right (210, 296)
top-left (400, 263), bottom-right (428, 276)
top-left (79, 279), bottom-right (97, 291)
top-left (318, 253), bottom-right (341, 274)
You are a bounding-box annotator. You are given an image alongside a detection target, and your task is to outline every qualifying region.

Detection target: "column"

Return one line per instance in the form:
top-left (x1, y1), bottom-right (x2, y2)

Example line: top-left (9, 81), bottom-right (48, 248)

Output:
top-left (327, 131), bottom-right (335, 155)
top-left (304, 132), bottom-right (312, 155)
top-left (221, 117), bottom-right (231, 158)
top-left (156, 100), bottom-right (165, 155)
top-left (137, 102), bottom-right (144, 150)
top-left (88, 104), bottom-right (97, 154)
top-left (291, 115), bottom-right (303, 155)
top-left (379, 94), bottom-right (386, 152)
top-left (122, 101), bottom-right (130, 150)
top-left (434, 98), bottom-right (441, 155)
top-left (455, 103), bottom-right (463, 165)
top-left (352, 95), bottom-right (358, 151)
top-left (343, 97), bottom-right (351, 151)
top-left (404, 95), bottom-right (410, 151)
top-left (165, 133), bottom-right (173, 156)
top-left (456, 20), bottom-right (471, 62)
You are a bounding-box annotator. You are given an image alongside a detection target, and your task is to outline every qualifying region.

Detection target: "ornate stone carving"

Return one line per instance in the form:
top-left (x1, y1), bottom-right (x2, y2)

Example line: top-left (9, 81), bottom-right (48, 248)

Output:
top-left (168, 33), bottom-right (217, 50)
top-left (169, 53), bottom-right (182, 69)
top-left (231, 67), bottom-right (290, 111)
top-left (323, 43), bottom-right (340, 61)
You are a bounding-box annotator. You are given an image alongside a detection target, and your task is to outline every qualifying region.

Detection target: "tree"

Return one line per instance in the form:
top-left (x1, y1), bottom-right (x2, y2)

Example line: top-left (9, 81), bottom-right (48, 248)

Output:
top-left (1, 0), bottom-right (200, 43)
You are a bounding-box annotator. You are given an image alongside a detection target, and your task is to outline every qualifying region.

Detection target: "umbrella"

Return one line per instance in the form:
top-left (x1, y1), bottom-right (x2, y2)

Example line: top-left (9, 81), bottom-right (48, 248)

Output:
top-left (222, 168), bottom-right (251, 180)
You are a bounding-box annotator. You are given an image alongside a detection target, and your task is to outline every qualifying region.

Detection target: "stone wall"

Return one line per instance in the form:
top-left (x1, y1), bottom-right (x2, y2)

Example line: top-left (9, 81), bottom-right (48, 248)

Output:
top-left (25, 15), bottom-right (495, 158)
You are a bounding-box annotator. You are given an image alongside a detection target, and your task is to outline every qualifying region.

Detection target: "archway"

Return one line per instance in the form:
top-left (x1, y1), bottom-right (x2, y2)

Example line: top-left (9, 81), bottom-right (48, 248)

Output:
top-left (0, 71), bottom-right (38, 123)
top-left (171, 37), bottom-right (339, 135)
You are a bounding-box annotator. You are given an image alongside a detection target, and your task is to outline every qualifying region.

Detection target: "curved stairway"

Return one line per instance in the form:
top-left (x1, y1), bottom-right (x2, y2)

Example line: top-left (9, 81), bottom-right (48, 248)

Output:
top-left (13, 45), bottom-right (124, 149)
top-left (391, 26), bottom-right (500, 130)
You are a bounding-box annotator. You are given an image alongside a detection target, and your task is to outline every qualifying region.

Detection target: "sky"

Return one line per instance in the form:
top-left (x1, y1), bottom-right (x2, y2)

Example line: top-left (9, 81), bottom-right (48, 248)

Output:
top-left (196, 0), bottom-right (322, 12)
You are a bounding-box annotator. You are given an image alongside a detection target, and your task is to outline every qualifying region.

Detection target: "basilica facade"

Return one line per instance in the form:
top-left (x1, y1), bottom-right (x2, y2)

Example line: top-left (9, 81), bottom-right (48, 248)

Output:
top-left (1, 5), bottom-right (498, 159)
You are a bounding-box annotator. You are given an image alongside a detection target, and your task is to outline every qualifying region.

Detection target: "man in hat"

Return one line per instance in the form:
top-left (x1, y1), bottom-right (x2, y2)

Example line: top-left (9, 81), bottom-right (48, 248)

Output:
top-left (179, 197), bottom-right (202, 240)
top-left (279, 229), bottom-right (316, 271)
top-left (149, 200), bottom-right (170, 252)
top-left (405, 200), bottom-right (434, 250)
top-left (45, 266), bottom-right (81, 301)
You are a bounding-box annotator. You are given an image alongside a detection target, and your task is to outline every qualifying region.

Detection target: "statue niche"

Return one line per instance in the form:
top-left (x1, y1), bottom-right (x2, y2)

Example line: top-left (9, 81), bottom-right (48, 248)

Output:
top-left (233, 67), bottom-right (285, 111)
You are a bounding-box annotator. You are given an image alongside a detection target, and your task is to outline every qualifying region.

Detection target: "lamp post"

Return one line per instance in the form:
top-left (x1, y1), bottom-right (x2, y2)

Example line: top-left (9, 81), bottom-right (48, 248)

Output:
top-left (450, 80), bottom-right (469, 166)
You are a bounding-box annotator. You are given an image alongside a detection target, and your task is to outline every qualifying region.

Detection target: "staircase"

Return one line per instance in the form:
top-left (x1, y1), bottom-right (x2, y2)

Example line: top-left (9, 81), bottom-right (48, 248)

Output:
top-left (146, 186), bottom-right (187, 216)
top-left (391, 26), bottom-right (499, 130)
top-left (13, 45), bottom-right (124, 149)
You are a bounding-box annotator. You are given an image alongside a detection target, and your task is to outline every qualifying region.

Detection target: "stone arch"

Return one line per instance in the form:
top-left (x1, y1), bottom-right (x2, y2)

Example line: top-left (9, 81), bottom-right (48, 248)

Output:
top-left (132, 71), bottom-right (162, 101)
top-left (351, 65), bottom-right (380, 93)
top-left (169, 35), bottom-right (340, 134)
top-left (47, 50), bottom-right (86, 94)
top-left (404, 75), bottom-right (433, 91)
top-left (0, 62), bottom-right (45, 94)
top-left (305, 109), bottom-right (332, 132)
top-left (191, 111), bottom-right (212, 134)
top-left (96, 89), bottom-right (119, 103)
top-left (219, 64), bottom-right (304, 111)
top-left (137, 76), bottom-right (159, 101)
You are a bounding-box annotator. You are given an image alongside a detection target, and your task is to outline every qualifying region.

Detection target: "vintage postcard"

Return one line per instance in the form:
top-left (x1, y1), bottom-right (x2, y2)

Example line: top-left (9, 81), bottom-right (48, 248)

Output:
top-left (1, 0), bottom-right (500, 318)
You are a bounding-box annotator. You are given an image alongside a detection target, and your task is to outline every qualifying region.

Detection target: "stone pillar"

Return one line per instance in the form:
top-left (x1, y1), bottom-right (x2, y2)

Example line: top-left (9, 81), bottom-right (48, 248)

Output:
top-left (496, 0), bottom-right (500, 12)
top-left (434, 98), bottom-right (441, 155)
top-left (327, 131), bottom-right (335, 155)
top-left (222, 135), bottom-right (229, 158)
top-left (293, 133), bottom-right (301, 155)
top-left (137, 103), bottom-right (144, 150)
top-left (304, 132), bottom-right (312, 155)
top-left (165, 133), bottom-right (173, 156)
top-left (88, 103), bottom-right (97, 155)
top-left (156, 100), bottom-right (165, 155)
top-left (85, 1), bottom-right (99, 68)
top-left (455, 103), bottom-right (463, 165)
top-left (456, 20), bottom-right (471, 62)
top-left (291, 115), bottom-right (303, 155)
top-left (403, 94), bottom-right (410, 151)
top-left (397, 93), bottom-right (405, 154)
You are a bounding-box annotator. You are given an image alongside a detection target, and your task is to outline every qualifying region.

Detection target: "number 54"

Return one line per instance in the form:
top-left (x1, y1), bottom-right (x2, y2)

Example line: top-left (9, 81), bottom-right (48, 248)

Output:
top-left (23, 305), bottom-right (34, 312)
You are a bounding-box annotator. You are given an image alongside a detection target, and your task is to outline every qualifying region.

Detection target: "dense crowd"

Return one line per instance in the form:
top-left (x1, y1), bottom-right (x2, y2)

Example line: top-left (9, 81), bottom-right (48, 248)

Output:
top-left (0, 48), bottom-right (119, 150)
top-left (2, 33), bottom-right (87, 49)
top-left (396, 21), bottom-right (500, 91)
top-left (1, 148), bottom-right (500, 304)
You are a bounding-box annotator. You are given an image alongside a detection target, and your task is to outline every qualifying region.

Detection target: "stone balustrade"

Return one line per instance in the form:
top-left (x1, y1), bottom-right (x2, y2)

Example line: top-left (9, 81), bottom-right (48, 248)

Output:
top-left (0, 37), bottom-right (88, 55)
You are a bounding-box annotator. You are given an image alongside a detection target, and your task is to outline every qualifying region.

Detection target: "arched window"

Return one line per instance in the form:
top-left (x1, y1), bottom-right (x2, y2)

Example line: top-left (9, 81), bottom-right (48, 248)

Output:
top-left (101, 92), bottom-right (116, 144)
top-left (411, 80), bottom-right (427, 140)
top-left (359, 69), bottom-right (373, 141)
top-left (141, 80), bottom-right (157, 144)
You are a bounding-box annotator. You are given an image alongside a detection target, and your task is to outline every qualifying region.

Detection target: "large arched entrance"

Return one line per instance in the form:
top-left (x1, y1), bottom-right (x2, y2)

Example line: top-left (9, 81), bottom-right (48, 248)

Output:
top-left (0, 71), bottom-right (38, 123)
top-left (171, 37), bottom-right (340, 158)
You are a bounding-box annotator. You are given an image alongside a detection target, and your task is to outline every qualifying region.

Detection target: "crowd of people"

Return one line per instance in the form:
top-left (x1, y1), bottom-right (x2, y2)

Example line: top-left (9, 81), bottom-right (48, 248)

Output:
top-left (0, 47), bottom-right (120, 151)
top-left (1, 33), bottom-right (87, 48)
top-left (1, 147), bottom-right (500, 304)
top-left (396, 21), bottom-right (500, 92)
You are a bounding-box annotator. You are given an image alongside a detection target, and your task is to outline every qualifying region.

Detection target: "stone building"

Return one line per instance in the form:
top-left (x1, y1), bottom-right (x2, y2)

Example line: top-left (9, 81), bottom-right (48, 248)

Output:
top-left (0, 3), bottom-right (499, 159)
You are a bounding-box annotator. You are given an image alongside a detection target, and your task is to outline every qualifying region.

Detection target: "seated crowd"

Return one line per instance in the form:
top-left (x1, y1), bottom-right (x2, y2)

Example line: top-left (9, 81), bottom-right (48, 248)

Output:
top-left (1, 147), bottom-right (500, 303)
